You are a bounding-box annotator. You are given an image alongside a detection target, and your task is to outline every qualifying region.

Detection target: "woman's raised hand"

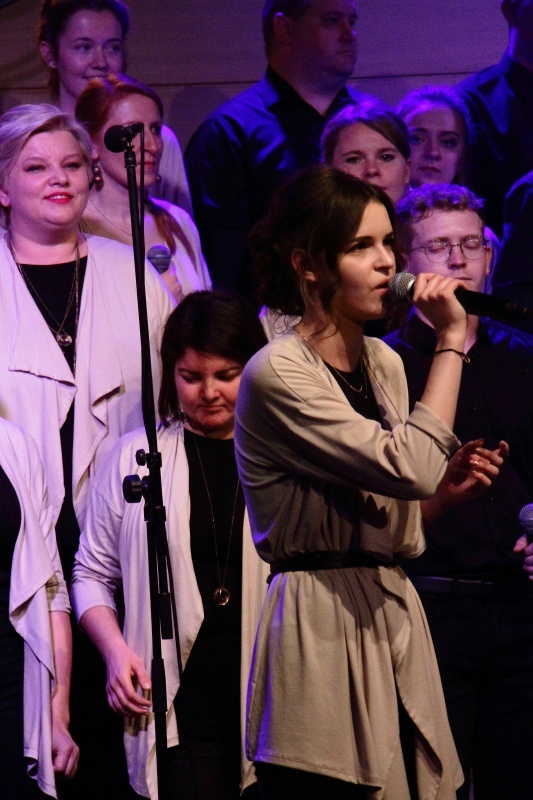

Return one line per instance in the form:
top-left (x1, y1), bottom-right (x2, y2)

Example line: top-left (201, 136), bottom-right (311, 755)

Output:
top-left (421, 439), bottom-right (510, 524)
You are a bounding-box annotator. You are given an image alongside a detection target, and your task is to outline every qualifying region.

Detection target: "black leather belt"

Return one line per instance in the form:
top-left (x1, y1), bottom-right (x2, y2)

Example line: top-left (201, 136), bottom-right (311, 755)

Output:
top-left (411, 575), bottom-right (533, 599)
top-left (269, 551), bottom-right (395, 578)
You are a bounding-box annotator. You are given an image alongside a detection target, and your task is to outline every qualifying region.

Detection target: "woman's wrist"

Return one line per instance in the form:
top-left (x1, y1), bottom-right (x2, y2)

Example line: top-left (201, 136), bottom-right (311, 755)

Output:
top-left (435, 331), bottom-right (467, 352)
top-left (434, 348), bottom-right (470, 363)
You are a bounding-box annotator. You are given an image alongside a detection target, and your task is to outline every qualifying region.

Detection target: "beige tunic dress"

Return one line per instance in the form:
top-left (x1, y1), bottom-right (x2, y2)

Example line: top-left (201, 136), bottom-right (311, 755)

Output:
top-left (234, 332), bottom-right (463, 799)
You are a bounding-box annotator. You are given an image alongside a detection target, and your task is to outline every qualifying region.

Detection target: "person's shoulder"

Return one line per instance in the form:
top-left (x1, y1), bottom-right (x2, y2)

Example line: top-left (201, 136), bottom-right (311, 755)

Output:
top-left (243, 333), bottom-right (303, 382)
top-left (161, 124), bottom-right (178, 144)
top-left (382, 328), bottom-right (401, 348)
top-left (149, 197), bottom-right (194, 227)
top-left (456, 57), bottom-right (507, 97)
top-left (482, 319), bottom-right (533, 354)
top-left (505, 169), bottom-right (533, 202)
top-left (195, 76), bottom-right (268, 128)
top-left (365, 335), bottom-right (406, 377)
top-left (96, 426), bottom-right (149, 480)
top-left (86, 233), bottom-right (133, 259)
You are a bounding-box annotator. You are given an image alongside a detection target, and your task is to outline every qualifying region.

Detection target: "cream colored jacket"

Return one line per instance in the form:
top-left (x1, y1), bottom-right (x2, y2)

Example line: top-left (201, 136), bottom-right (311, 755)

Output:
top-left (0, 234), bottom-right (174, 529)
top-left (235, 332), bottom-right (464, 799)
top-left (71, 424), bottom-right (269, 799)
top-left (1, 419), bottom-right (70, 799)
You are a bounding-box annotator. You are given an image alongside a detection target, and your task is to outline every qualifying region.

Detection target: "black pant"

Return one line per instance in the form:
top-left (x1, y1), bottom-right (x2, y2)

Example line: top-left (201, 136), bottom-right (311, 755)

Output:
top-left (255, 763), bottom-right (373, 799)
top-left (419, 589), bottom-right (533, 800)
top-left (130, 746), bottom-right (262, 800)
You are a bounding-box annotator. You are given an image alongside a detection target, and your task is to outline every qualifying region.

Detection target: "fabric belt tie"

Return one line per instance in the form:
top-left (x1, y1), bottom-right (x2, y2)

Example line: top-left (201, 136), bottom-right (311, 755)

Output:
top-left (269, 551), bottom-right (395, 580)
top-left (411, 575), bottom-right (533, 600)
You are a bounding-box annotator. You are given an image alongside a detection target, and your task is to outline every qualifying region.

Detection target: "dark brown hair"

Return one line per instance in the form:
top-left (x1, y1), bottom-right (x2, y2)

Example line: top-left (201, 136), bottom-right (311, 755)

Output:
top-left (251, 164), bottom-right (403, 319)
top-left (158, 291), bottom-right (267, 426)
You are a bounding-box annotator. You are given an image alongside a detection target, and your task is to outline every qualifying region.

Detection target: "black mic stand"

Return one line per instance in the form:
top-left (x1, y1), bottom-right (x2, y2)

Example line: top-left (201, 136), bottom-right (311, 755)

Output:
top-left (118, 129), bottom-right (176, 800)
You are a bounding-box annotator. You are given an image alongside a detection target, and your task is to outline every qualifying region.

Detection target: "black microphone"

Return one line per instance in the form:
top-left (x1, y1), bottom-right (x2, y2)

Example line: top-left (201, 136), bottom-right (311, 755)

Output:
top-left (519, 504), bottom-right (533, 544)
top-left (388, 271), bottom-right (533, 324)
top-left (104, 122), bottom-right (144, 153)
top-left (146, 244), bottom-right (172, 275)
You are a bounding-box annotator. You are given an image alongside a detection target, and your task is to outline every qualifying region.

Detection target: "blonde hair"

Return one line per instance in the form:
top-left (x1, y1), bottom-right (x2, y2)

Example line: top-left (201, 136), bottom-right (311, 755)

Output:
top-left (0, 103), bottom-right (93, 227)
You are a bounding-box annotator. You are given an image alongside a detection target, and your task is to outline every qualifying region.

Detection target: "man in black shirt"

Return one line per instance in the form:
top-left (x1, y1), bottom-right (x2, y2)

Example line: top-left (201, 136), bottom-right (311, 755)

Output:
top-left (385, 183), bottom-right (533, 800)
top-left (456, 0), bottom-right (533, 235)
top-left (185, 0), bottom-right (369, 301)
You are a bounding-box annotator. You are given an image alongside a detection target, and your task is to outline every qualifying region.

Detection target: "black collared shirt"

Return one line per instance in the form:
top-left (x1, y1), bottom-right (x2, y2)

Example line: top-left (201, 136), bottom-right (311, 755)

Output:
top-left (457, 52), bottom-right (533, 235)
top-left (185, 67), bottom-right (368, 300)
top-left (385, 313), bottom-right (533, 578)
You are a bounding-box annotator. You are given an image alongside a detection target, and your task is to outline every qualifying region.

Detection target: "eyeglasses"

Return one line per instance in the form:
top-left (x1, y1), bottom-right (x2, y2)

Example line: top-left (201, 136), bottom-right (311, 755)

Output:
top-left (409, 235), bottom-right (487, 264)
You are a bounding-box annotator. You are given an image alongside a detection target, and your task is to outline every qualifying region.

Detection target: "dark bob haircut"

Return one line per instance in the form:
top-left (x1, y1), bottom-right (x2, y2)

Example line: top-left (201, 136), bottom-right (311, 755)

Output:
top-left (251, 164), bottom-right (403, 319)
top-left (158, 291), bottom-right (268, 427)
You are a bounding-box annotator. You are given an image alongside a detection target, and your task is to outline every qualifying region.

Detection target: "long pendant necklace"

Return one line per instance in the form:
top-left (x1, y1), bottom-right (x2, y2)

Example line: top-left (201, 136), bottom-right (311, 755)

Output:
top-left (192, 433), bottom-right (240, 606)
top-left (9, 236), bottom-right (80, 357)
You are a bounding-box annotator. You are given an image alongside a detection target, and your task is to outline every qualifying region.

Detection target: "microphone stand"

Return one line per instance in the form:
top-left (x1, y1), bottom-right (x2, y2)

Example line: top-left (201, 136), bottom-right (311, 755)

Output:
top-left (119, 129), bottom-right (175, 800)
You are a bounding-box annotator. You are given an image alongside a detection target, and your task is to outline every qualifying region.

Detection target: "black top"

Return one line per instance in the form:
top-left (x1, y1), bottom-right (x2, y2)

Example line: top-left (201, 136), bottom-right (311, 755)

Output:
top-left (386, 312), bottom-right (533, 579)
top-left (457, 52), bottom-right (533, 235)
top-left (325, 359), bottom-right (382, 423)
top-left (491, 170), bottom-right (533, 319)
top-left (177, 429), bottom-right (245, 747)
top-left (185, 67), bottom-right (368, 300)
top-left (20, 257), bottom-right (88, 584)
top-left (0, 463), bottom-right (23, 712)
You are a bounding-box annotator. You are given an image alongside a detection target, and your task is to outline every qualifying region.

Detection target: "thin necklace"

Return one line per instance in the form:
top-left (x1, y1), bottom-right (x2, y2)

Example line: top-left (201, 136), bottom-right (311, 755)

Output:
top-left (328, 361), bottom-right (368, 399)
top-left (9, 236), bottom-right (80, 365)
top-left (87, 197), bottom-right (133, 238)
top-left (296, 328), bottom-right (369, 399)
top-left (192, 432), bottom-right (240, 606)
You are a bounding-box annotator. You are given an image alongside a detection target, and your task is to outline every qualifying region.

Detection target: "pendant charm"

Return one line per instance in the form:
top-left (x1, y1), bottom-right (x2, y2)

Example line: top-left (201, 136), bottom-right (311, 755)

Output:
top-left (213, 587), bottom-right (230, 606)
top-left (56, 331), bottom-right (73, 347)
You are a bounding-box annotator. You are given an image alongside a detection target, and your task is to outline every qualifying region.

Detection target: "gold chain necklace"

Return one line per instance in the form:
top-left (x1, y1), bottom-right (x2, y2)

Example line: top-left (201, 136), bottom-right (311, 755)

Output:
top-left (328, 361), bottom-right (368, 399)
top-left (296, 328), bottom-right (369, 399)
top-left (9, 236), bottom-right (80, 369)
top-left (192, 432), bottom-right (240, 606)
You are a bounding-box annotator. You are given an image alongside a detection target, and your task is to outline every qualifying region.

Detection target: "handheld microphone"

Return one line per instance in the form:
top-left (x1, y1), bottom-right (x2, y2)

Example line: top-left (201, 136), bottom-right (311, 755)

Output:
top-left (519, 504), bottom-right (533, 545)
top-left (104, 122), bottom-right (144, 153)
top-left (388, 272), bottom-right (533, 324)
top-left (146, 244), bottom-right (172, 275)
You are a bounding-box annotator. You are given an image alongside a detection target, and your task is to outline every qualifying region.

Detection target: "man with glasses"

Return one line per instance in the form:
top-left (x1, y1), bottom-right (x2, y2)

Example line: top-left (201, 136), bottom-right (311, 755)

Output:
top-left (385, 182), bottom-right (533, 800)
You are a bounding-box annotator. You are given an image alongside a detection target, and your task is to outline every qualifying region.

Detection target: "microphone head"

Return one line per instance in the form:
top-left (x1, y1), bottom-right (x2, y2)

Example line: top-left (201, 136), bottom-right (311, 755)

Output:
top-left (388, 271), bottom-right (416, 303)
top-left (146, 244), bottom-right (172, 274)
top-left (519, 503), bottom-right (533, 533)
top-left (104, 122), bottom-right (144, 153)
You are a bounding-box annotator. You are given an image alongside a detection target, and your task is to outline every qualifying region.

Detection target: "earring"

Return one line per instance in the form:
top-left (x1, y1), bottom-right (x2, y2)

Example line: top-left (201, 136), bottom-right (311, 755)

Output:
top-left (92, 161), bottom-right (104, 190)
top-left (155, 174), bottom-right (162, 184)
